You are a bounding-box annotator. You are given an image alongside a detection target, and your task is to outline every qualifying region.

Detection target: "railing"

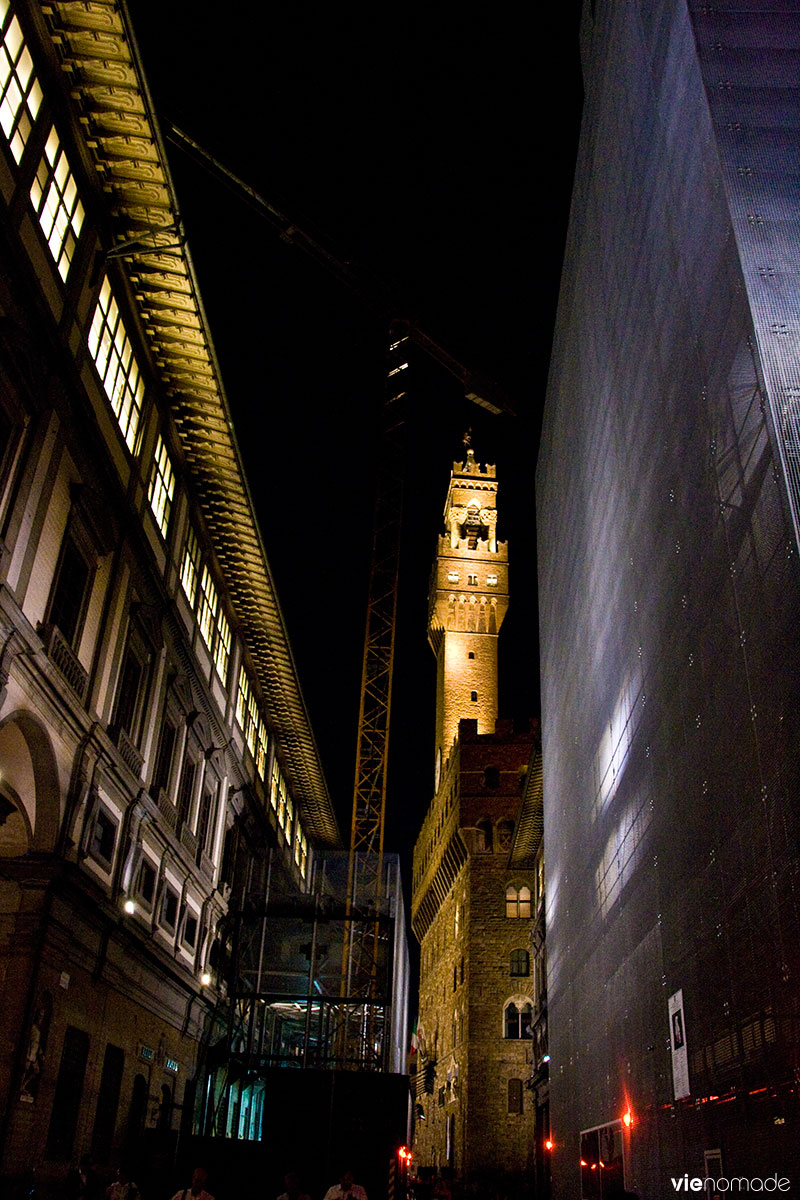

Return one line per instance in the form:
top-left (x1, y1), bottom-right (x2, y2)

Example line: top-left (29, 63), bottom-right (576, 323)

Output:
top-left (113, 725), bottom-right (144, 778)
top-left (197, 847), bottom-right (214, 880)
top-left (42, 622), bottom-right (88, 702)
top-left (157, 787), bottom-right (178, 831)
top-left (180, 824), bottom-right (198, 857)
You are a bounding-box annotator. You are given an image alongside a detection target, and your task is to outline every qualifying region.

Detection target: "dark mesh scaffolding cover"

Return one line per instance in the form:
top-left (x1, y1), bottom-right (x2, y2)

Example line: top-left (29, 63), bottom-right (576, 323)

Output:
top-left (537, 3), bottom-right (800, 1195)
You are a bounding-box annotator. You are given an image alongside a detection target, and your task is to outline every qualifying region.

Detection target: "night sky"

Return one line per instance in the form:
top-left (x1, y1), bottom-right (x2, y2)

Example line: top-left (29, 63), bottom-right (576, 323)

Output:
top-left (125, 4), bottom-right (584, 875)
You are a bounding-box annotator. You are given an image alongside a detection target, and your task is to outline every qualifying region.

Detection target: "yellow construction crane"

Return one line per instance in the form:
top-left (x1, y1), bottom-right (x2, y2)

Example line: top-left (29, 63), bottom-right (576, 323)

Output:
top-left (166, 125), bottom-right (513, 1065)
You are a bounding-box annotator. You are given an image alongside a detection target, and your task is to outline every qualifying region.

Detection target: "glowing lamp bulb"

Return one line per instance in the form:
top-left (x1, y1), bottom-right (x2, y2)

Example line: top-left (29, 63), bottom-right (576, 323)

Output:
top-left (123, 899), bottom-right (136, 915)
top-left (623, 1110), bottom-right (633, 1128)
top-left (543, 1054), bottom-right (551, 1063)
top-left (200, 971), bottom-right (212, 987)
top-left (545, 1139), bottom-right (553, 1152)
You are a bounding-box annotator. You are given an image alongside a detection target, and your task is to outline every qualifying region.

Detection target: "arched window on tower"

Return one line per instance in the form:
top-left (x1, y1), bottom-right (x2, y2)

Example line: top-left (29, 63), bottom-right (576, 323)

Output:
top-left (504, 1000), bottom-right (533, 1039)
top-left (510, 948), bottom-right (530, 977)
top-left (497, 818), bottom-right (514, 850)
top-left (506, 885), bottom-right (532, 918)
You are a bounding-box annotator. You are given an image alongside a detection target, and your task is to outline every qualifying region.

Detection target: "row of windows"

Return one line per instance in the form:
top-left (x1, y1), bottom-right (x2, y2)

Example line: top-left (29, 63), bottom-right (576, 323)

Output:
top-left (271, 756), bottom-right (308, 877)
top-left (236, 665), bottom-right (269, 776)
top-left (179, 527), bottom-right (232, 681)
top-left (1, 6), bottom-right (312, 885)
top-left (418, 1002), bottom-right (533, 1081)
top-left (422, 1076), bottom-right (524, 1117)
top-left (0, 2), bottom-right (41, 164)
top-left (88, 805), bottom-right (208, 960)
top-left (0, 10), bottom-right (235, 688)
top-left (1, 11), bottom-right (84, 287)
top-left (47, 509), bottom-right (311, 881)
top-left (445, 571), bottom-right (498, 586)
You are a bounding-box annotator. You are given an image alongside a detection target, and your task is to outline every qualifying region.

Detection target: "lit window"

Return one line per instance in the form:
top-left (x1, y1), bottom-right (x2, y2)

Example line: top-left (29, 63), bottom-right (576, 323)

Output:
top-left (147, 435), bottom-right (175, 538)
top-left (29, 126), bottom-right (84, 281)
top-left (271, 759), bottom-right (291, 830)
top-left (388, 362), bottom-right (408, 377)
top-left (180, 525), bottom-right (200, 607)
top-left (214, 609), bottom-right (230, 680)
top-left (197, 566), bottom-right (218, 650)
top-left (236, 666), bottom-right (251, 733)
top-left (0, 5), bottom-right (42, 163)
top-left (241, 688), bottom-right (256, 754)
top-left (269, 757), bottom-right (281, 813)
top-left (195, 567), bottom-right (229, 680)
top-left (506, 885), bottom-right (532, 919)
top-left (256, 715), bottom-right (268, 779)
top-left (487, 574), bottom-right (498, 586)
top-left (236, 668), bottom-right (266, 776)
top-left (447, 571), bottom-right (459, 583)
top-left (294, 821), bottom-right (308, 877)
top-left (87, 278), bottom-right (143, 452)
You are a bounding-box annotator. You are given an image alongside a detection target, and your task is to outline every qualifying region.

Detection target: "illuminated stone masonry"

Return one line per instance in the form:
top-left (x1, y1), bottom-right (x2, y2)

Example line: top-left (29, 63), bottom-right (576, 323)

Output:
top-left (412, 453), bottom-right (538, 1194)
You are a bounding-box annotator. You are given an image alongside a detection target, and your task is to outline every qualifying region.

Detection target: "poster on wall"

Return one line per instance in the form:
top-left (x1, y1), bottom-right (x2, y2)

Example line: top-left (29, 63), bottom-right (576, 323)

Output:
top-left (668, 988), bottom-right (690, 1100)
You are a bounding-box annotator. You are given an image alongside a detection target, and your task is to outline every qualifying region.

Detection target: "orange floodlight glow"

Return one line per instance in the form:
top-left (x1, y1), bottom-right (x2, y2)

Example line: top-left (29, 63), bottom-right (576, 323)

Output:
top-left (623, 1109), bottom-right (633, 1128)
top-left (545, 1139), bottom-right (553, 1152)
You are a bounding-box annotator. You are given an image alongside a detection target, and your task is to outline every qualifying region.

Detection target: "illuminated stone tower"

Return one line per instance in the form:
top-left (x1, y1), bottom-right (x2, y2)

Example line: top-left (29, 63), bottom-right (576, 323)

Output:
top-left (413, 449), bottom-right (536, 1194)
top-left (428, 448), bottom-right (509, 780)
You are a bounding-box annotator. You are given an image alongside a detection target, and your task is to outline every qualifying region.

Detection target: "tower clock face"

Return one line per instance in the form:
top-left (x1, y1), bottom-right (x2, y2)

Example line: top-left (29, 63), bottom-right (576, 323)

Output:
top-left (435, 747), bottom-right (442, 791)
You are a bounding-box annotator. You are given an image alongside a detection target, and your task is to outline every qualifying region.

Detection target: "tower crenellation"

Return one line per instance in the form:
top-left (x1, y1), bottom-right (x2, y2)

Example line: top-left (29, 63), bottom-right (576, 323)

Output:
top-left (428, 449), bottom-right (509, 779)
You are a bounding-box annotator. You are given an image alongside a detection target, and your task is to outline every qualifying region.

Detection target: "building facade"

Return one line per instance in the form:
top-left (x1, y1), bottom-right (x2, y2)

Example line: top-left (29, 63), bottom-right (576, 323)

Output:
top-left (412, 453), bottom-right (537, 1195)
top-left (0, 1), bottom-right (340, 1189)
top-left (538, 3), bottom-right (800, 1195)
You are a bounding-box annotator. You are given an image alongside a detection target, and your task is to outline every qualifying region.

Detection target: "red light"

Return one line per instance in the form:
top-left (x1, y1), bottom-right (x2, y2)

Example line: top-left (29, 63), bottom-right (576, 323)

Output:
top-left (398, 1147), bottom-right (412, 1162)
top-left (545, 1139), bottom-right (553, 1152)
top-left (623, 1110), bottom-right (632, 1128)
top-left (580, 1161), bottom-right (588, 1168)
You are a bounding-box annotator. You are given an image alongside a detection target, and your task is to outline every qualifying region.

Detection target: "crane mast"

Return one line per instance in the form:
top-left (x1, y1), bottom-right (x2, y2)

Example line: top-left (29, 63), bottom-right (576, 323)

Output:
top-left (165, 126), bottom-right (510, 1065)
